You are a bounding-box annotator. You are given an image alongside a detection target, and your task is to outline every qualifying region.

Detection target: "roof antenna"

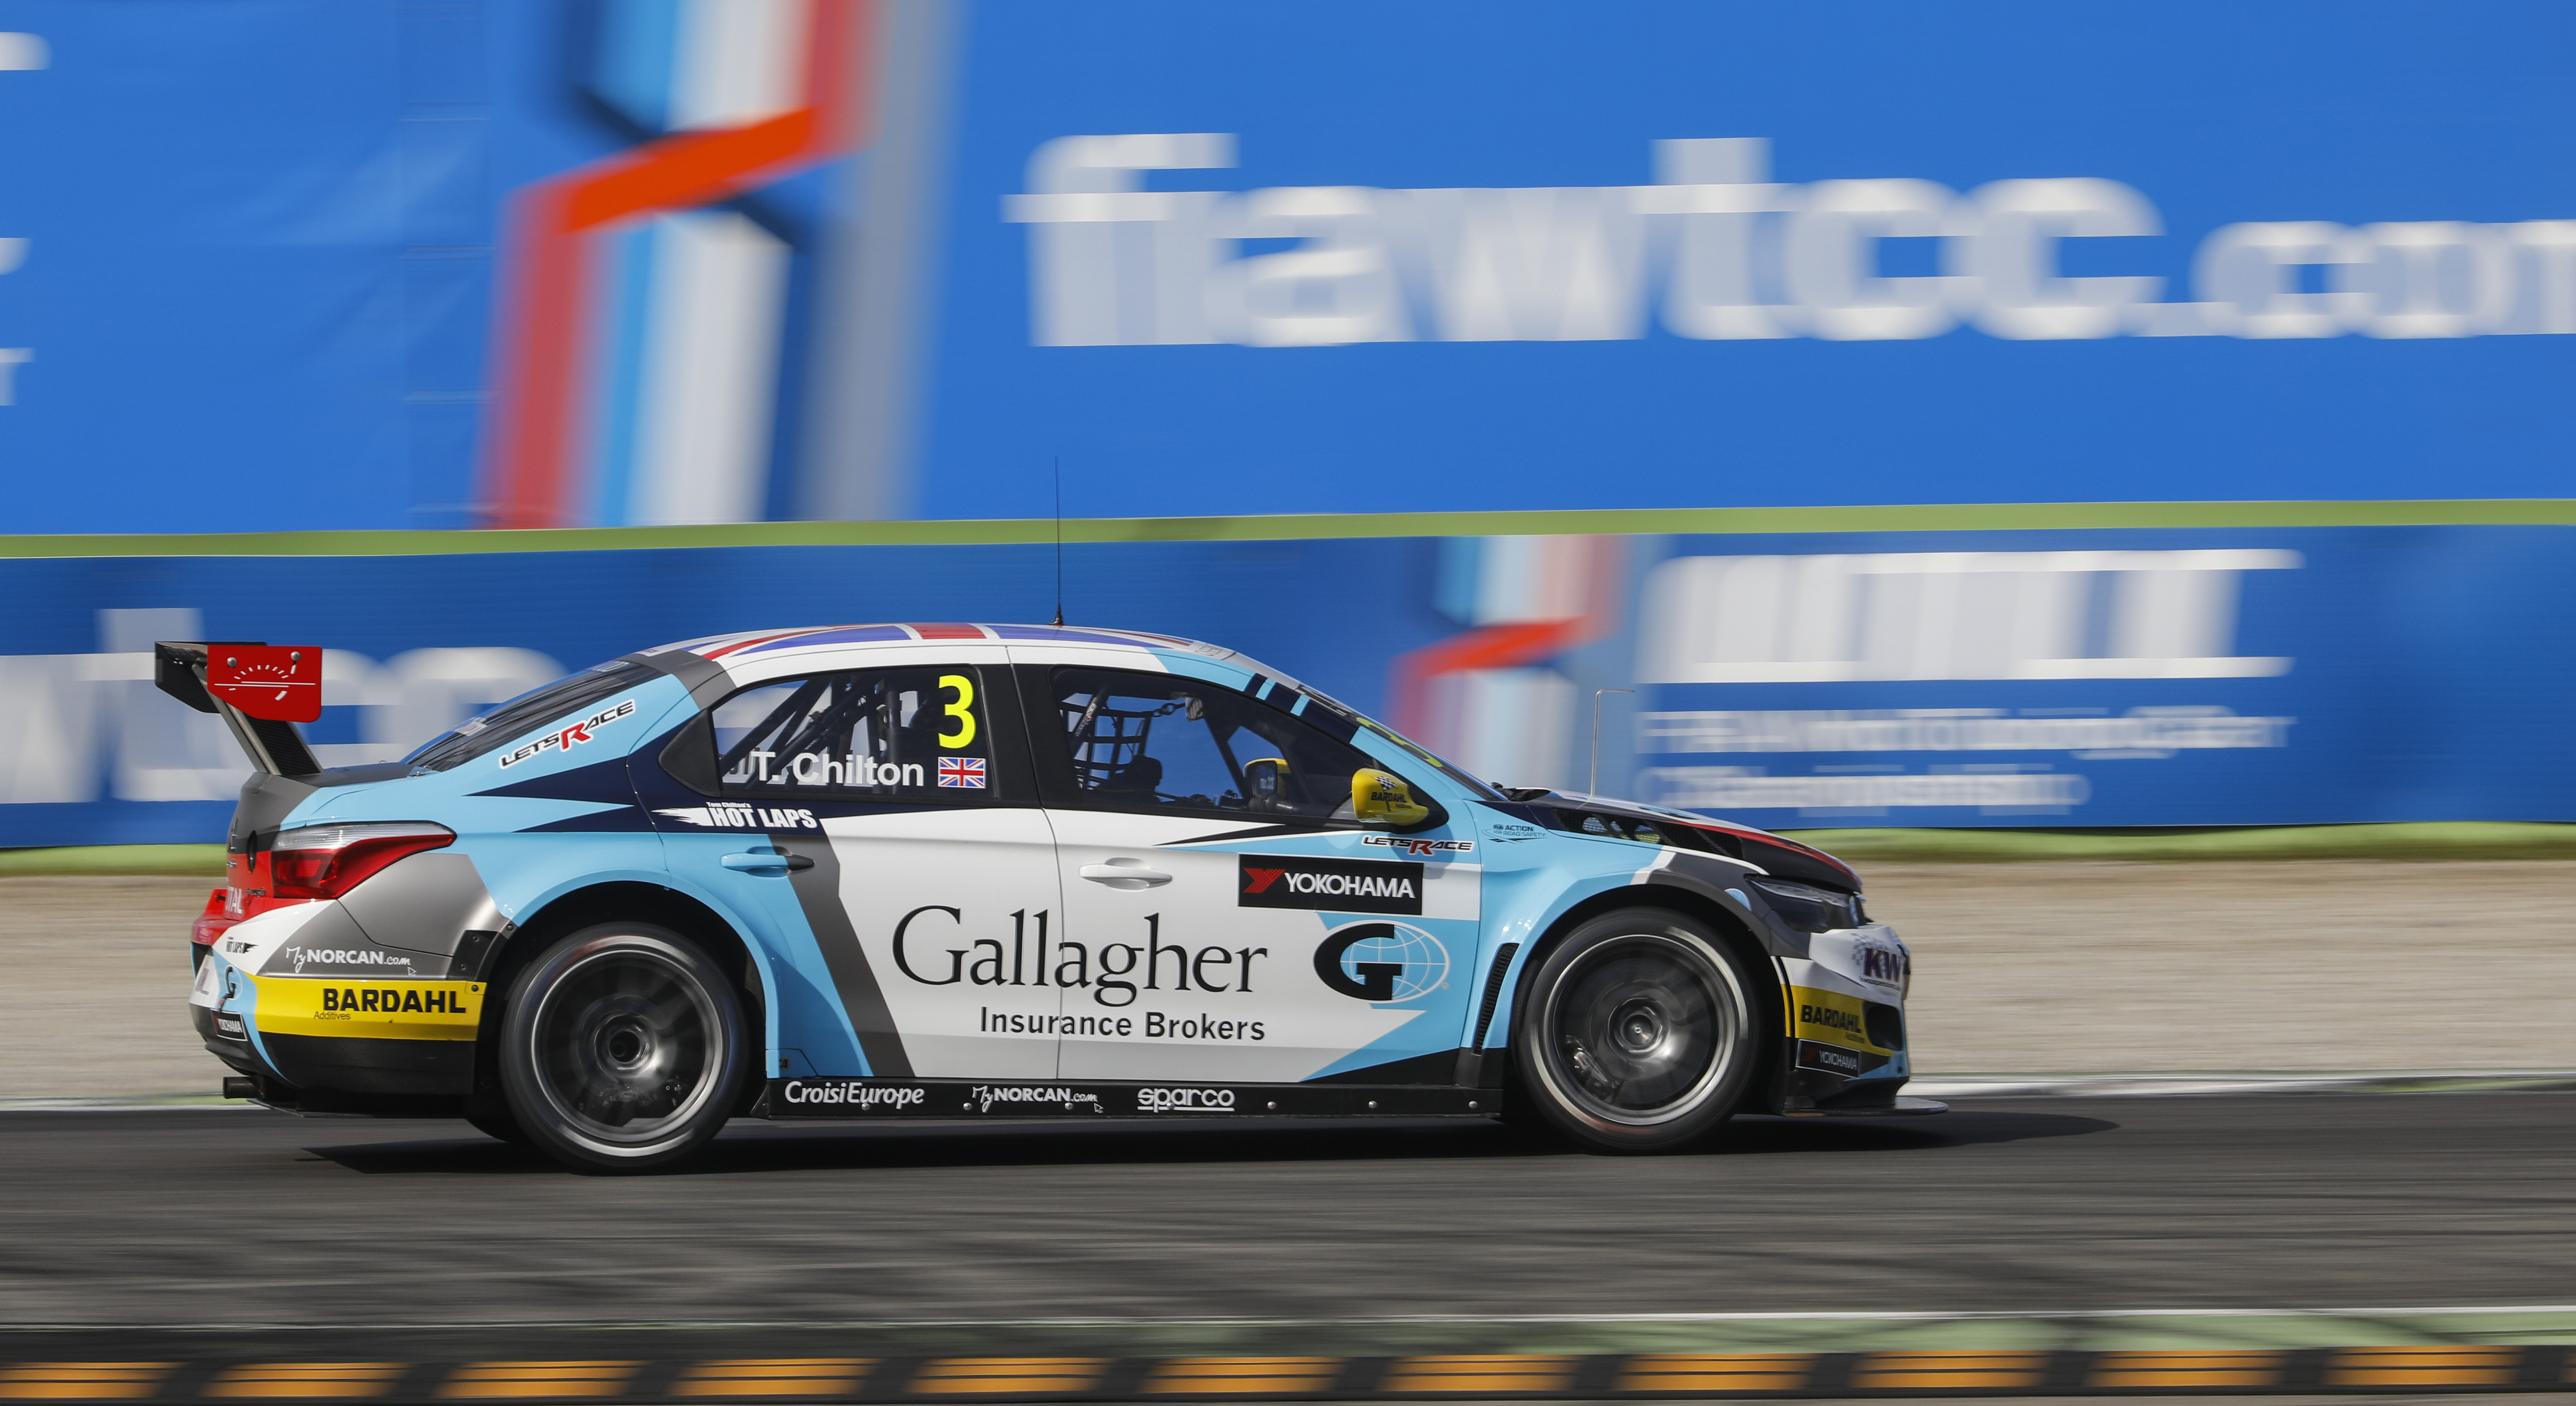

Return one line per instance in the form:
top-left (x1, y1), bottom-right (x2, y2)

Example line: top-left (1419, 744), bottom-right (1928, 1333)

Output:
top-left (1050, 456), bottom-right (1065, 628)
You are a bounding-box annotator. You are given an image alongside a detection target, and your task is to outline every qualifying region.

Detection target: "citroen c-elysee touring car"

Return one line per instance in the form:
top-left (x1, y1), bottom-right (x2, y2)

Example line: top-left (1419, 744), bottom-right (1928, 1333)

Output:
top-left (166, 624), bottom-right (1937, 1172)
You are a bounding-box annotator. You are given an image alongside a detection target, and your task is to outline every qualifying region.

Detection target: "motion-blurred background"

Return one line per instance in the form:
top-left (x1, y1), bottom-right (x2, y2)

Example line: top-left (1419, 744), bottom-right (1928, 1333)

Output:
top-left (2, 1), bottom-right (2573, 1092)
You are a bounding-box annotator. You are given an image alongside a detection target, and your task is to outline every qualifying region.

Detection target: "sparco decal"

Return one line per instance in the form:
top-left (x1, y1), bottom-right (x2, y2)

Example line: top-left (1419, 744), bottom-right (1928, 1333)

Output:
top-left (1312, 920), bottom-right (1450, 1002)
top-left (1137, 1087), bottom-right (1235, 1112)
top-left (1237, 854), bottom-right (1424, 914)
top-left (497, 698), bottom-right (637, 769)
top-left (781, 1080), bottom-right (927, 1109)
top-left (1361, 835), bottom-right (1474, 856)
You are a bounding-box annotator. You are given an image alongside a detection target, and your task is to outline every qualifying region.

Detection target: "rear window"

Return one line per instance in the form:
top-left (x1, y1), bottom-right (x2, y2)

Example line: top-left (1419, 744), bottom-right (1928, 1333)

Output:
top-left (404, 660), bottom-right (646, 773)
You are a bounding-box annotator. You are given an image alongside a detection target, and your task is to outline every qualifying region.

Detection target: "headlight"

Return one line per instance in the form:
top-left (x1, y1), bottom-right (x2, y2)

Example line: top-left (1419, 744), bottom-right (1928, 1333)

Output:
top-left (1748, 876), bottom-right (1863, 933)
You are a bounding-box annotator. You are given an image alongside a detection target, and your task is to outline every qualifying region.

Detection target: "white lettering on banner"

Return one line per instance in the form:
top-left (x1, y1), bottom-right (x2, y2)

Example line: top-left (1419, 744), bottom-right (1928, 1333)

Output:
top-left (1642, 767), bottom-right (2092, 812)
top-left (1010, 134), bottom-right (2576, 347)
top-left (1636, 550), bottom-right (2298, 684)
top-left (1642, 707), bottom-right (2296, 758)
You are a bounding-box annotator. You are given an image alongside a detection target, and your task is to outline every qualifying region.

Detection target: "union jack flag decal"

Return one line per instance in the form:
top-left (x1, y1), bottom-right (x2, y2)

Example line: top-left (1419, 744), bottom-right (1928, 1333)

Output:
top-left (937, 756), bottom-right (988, 789)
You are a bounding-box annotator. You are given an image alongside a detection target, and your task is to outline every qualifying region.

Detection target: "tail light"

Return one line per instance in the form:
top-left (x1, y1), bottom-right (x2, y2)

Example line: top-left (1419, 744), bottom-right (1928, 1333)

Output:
top-left (191, 887), bottom-right (233, 949)
top-left (270, 823), bottom-right (455, 900)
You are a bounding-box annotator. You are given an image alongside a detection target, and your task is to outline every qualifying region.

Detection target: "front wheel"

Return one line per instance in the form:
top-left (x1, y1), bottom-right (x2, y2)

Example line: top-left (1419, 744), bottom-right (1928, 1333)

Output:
top-left (500, 923), bottom-right (746, 1173)
top-left (1510, 908), bottom-right (1760, 1153)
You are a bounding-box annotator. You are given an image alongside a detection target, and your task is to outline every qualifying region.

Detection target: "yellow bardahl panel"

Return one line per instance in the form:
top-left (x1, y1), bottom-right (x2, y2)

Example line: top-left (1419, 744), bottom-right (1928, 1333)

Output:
top-left (1789, 985), bottom-right (1893, 1054)
top-left (250, 977), bottom-right (484, 1041)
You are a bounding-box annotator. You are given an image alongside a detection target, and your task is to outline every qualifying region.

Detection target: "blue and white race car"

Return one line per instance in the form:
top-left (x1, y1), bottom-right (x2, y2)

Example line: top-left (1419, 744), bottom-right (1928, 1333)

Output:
top-left (167, 624), bottom-right (1935, 1171)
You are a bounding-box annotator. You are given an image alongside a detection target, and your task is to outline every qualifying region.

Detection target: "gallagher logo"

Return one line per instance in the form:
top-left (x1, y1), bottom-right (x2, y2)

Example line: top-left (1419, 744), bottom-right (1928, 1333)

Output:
top-left (1237, 855), bottom-right (1423, 914)
top-left (1312, 920), bottom-right (1449, 1002)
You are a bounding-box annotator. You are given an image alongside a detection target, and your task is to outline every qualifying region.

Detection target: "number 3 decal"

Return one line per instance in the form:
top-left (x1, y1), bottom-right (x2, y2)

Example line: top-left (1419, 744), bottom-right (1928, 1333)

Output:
top-left (938, 674), bottom-right (977, 748)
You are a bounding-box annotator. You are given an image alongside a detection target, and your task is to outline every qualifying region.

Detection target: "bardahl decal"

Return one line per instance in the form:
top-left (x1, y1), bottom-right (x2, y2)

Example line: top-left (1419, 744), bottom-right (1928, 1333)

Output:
top-left (1237, 854), bottom-right (1423, 914)
top-left (498, 698), bottom-right (637, 769)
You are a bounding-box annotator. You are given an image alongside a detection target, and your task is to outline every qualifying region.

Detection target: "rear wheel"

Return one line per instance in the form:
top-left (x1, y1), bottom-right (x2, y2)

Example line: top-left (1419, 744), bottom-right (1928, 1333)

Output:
top-left (1510, 908), bottom-right (1758, 1153)
top-left (500, 922), bottom-right (746, 1173)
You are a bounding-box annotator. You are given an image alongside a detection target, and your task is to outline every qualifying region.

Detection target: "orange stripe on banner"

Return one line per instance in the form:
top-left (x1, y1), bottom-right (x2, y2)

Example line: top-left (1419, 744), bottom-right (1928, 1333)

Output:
top-left (1615, 1354), bottom-right (1813, 1393)
top-left (1378, 1355), bottom-right (1577, 1393)
top-left (672, 1359), bottom-right (875, 1396)
top-left (907, 1359), bottom-right (1109, 1395)
top-left (0, 1364), bottom-right (177, 1400)
top-left (2087, 1350), bottom-right (2284, 1389)
top-left (478, 0), bottom-right (878, 528)
top-left (2325, 1345), bottom-right (2520, 1387)
top-left (1141, 1358), bottom-right (1344, 1394)
top-left (1849, 1350), bottom-right (2049, 1391)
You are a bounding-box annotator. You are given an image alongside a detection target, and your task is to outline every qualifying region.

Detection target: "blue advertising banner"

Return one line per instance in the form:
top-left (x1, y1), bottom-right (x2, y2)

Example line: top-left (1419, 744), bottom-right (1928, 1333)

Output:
top-left (0, 3), bottom-right (2570, 532)
top-left (4, 521), bottom-right (2566, 847)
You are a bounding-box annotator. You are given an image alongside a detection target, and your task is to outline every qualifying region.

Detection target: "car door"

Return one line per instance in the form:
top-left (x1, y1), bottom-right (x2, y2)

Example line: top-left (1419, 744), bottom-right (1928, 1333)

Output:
top-left (1027, 662), bottom-right (1481, 1086)
top-left (649, 654), bottom-right (1064, 1079)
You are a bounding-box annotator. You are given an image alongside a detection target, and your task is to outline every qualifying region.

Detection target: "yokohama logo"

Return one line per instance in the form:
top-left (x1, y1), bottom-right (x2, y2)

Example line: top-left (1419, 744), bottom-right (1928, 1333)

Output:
top-left (1236, 854), bottom-right (1424, 915)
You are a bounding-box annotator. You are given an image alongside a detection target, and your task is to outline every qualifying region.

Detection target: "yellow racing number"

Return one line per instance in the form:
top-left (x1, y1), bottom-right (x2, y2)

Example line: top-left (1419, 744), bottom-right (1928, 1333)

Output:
top-left (938, 674), bottom-right (977, 749)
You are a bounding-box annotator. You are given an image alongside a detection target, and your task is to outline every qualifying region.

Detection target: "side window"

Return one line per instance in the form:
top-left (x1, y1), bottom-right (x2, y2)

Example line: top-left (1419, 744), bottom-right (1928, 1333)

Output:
top-left (710, 667), bottom-right (995, 802)
top-left (1047, 667), bottom-right (1393, 823)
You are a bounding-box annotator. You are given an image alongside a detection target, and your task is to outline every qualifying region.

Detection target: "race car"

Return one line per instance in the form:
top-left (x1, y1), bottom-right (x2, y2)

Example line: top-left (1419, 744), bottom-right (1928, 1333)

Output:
top-left (164, 624), bottom-right (1936, 1172)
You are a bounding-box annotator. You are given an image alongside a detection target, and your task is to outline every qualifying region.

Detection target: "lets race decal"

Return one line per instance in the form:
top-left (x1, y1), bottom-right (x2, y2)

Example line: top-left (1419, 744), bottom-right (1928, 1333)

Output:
top-left (498, 698), bottom-right (636, 769)
top-left (1236, 855), bottom-right (1424, 914)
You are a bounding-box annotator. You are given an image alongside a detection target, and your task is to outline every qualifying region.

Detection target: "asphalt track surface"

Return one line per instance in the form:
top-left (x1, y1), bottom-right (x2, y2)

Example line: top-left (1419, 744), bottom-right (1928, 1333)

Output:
top-left (2, 1094), bottom-right (2570, 1329)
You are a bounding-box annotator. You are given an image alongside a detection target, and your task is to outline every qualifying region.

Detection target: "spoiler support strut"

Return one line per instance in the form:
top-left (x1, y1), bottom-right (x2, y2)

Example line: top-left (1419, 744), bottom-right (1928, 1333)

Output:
top-left (153, 641), bottom-right (322, 778)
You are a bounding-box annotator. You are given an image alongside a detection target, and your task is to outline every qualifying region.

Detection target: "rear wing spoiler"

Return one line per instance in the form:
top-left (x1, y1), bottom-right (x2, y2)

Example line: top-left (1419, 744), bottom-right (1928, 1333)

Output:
top-left (152, 641), bottom-right (322, 778)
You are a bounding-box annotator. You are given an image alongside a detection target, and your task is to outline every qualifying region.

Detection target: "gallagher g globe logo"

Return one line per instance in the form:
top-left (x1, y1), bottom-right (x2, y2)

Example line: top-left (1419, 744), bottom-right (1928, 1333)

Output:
top-left (1313, 921), bottom-right (1448, 1003)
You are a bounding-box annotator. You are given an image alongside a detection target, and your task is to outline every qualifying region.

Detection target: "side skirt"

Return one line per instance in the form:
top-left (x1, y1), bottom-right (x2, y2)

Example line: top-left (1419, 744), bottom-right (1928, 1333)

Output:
top-left (753, 1078), bottom-right (1498, 1120)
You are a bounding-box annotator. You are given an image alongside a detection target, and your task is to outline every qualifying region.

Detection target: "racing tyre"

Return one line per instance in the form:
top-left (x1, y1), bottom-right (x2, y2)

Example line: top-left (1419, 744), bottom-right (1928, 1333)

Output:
top-left (500, 923), bottom-right (746, 1173)
top-left (1511, 908), bottom-right (1759, 1154)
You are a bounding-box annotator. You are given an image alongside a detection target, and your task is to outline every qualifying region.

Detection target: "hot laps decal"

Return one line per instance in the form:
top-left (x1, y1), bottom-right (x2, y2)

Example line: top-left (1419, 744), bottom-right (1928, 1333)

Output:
top-left (1361, 834), bottom-right (1473, 856)
top-left (497, 698), bottom-right (637, 769)
top-left (1237, 854), bottom-right (1424, 914)
top-left (656, 803), bottom-right (821, 830)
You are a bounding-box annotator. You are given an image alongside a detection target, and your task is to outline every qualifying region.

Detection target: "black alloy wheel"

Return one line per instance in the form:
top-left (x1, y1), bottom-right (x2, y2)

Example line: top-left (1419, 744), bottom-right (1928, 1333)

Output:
top-left (499, 922), bottom-right (745, 1173)
top-left (1511, 907), bottom-right (1758, 1152)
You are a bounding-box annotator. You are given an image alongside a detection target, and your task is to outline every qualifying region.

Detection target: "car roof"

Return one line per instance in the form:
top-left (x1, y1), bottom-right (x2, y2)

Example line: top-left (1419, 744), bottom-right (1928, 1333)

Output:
top-left (650, 623), bottom-right (1219, 663)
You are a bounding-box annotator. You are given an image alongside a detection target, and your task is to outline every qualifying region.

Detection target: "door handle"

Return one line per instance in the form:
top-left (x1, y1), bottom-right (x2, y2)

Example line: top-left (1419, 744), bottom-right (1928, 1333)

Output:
top-left (721, 851), bottom-right (814, 873)
top-left (1081, 862), bottom-right (1172, 889)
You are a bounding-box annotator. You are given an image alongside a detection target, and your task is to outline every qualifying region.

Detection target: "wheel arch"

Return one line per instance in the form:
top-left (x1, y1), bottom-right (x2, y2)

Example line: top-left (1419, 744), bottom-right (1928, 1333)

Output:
top-left (472, 882), bottom-right (766, 1111)
top-left (1496, 879), bottom-right (1785, 1104)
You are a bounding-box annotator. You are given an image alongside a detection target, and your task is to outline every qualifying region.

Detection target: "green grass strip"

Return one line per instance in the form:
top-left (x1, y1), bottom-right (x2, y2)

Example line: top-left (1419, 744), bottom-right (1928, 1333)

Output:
top-left (0, 843), bottom-right (226, 878)
top-left (0, 498), bottom-right (2571, 557)
top-left (1782, 821), bottom-right (2576, 863)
